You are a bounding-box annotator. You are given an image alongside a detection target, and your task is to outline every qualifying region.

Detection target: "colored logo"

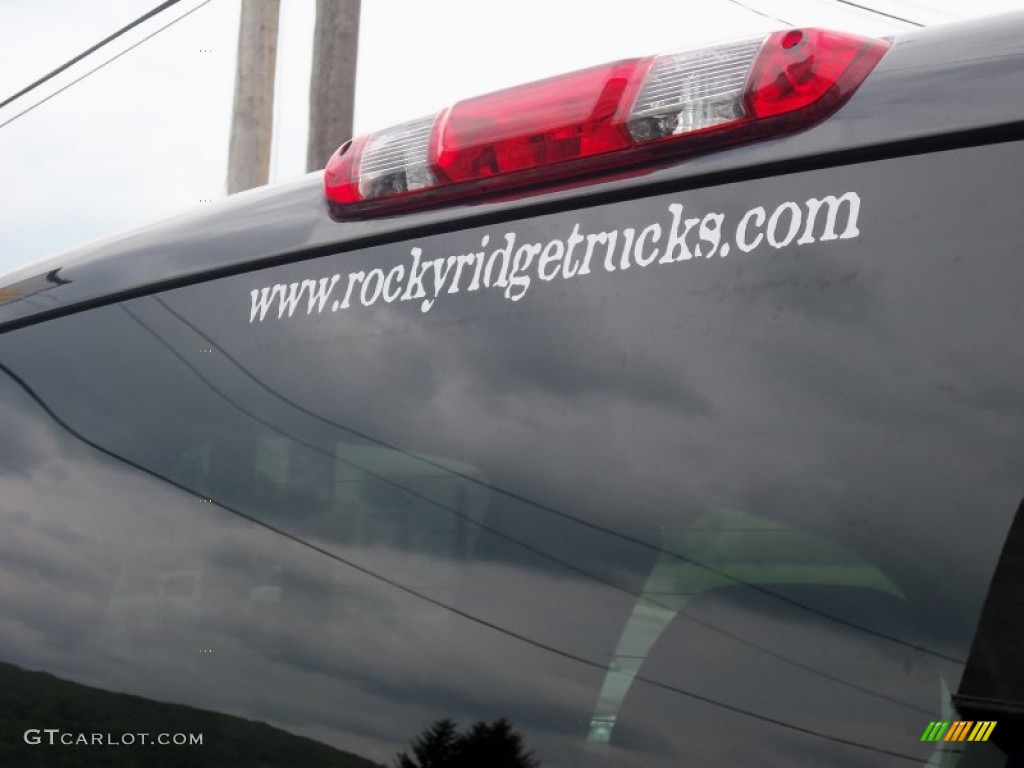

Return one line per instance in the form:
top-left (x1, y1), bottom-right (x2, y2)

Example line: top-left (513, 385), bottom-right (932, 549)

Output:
top-left (921, 721), bottom-right (996, 742)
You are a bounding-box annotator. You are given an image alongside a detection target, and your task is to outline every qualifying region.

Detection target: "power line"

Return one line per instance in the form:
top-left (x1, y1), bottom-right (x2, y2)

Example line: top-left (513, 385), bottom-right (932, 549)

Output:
top-left (0, 0), bottom-right (213, 132)
top-left (1, 1), bottom-right (183, 112)
top-left (720, 0), bottom-right (794, 27)
top-left (827, 0), bottom-right (925, 26)
top-left (723, 0), bottom-right (924, 31)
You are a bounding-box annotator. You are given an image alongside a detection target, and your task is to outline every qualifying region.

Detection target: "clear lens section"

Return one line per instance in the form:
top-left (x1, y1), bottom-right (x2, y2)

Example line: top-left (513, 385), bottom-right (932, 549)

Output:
top-left (358, 115), bottom-right (437, 200)
top-left (628, 38), bottom-right (763, 142)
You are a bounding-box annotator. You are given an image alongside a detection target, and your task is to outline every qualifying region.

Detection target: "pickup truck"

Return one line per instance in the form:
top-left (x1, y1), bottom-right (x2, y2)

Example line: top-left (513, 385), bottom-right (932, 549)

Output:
top-left (1, 12), bottom-right (1022, 767)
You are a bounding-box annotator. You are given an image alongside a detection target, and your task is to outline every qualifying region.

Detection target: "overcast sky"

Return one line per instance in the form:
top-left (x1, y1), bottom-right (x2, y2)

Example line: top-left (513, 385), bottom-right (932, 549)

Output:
top-left (0, 0), bottom-right (1020, 274)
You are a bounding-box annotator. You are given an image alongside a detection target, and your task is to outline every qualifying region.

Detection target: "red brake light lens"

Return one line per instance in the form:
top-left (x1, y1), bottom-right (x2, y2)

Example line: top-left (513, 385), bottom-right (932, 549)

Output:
top-left (746, 29), bottom-right (890, 119)
top-left (323, 135), bottom-right (367, 204)
top-left (436, 59), bottom-right (650, 184)
top-left (325, 28), bottom-right (890, 218)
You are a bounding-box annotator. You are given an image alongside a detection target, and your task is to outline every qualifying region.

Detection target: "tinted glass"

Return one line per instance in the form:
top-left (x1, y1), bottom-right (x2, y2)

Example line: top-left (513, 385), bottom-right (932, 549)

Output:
top-left (1, 140), bottom-right (1022, 766)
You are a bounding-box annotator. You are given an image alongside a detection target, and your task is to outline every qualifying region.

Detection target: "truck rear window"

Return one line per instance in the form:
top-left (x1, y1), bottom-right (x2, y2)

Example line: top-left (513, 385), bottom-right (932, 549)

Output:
top-left (0, 139), bottom-right (1022, 766)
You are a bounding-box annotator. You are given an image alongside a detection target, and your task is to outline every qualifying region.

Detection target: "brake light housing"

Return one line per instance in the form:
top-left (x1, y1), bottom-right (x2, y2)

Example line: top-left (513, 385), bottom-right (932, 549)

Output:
top-left (325, 28), bottom-right (889, 218)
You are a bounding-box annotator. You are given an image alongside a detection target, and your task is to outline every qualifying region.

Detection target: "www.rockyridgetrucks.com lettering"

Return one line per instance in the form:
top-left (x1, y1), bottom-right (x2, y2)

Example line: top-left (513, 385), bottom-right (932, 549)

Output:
top-left (249, 192), bottom-right (861, 322)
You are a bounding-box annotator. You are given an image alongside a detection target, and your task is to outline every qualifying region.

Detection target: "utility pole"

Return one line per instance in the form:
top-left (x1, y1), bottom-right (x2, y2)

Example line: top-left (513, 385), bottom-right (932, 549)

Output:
top-left (227, 0), bottom-right (280, 194)
top-left (306, 0), bottom-right (360, 173)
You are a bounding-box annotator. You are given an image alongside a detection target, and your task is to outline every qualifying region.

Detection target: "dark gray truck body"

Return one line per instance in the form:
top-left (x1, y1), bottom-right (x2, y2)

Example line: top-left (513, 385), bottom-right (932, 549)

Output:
top-left (1, 13), bottom-right (1023, 767)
